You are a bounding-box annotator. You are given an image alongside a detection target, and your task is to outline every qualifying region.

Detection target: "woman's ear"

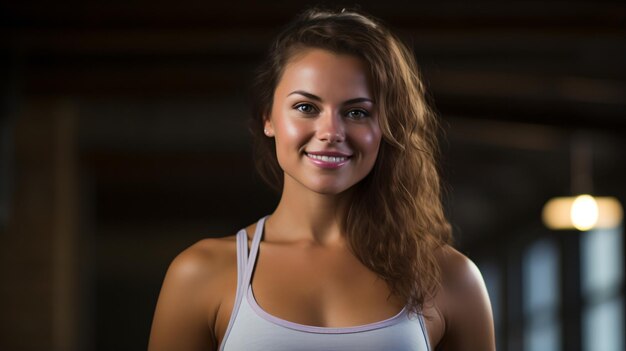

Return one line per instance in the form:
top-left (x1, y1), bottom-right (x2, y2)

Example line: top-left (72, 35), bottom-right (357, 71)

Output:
top-left (263, 117), bottom-right (275, 137)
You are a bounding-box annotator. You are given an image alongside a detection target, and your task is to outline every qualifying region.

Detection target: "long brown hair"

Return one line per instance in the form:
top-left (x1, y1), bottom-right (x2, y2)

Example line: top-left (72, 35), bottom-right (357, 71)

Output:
top-left (250, 8), bottom-right (452, 314)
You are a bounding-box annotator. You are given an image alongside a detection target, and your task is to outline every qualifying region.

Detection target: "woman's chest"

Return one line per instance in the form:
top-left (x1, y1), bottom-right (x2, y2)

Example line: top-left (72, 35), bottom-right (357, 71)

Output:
top-left (248, 244), bottom-right (405, 328)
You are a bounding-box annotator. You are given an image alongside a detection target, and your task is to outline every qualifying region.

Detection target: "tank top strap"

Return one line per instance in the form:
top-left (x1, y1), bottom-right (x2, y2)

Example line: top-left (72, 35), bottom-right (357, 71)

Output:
top-left (219, 228), bottom-right (253, 351)
top-left (242, 215), bottom-right (268, 287)
top-left (235, 229), bottom-right (249, 288)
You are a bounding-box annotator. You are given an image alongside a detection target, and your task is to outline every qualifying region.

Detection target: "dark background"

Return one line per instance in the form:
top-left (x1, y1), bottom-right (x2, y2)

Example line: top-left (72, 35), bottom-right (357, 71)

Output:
top-left (1, 1), bottom-right (625, 350)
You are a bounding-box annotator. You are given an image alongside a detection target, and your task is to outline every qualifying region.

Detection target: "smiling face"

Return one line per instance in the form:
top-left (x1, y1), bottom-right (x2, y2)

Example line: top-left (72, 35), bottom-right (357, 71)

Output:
top-left (264, 48), bottom-right (382, 195)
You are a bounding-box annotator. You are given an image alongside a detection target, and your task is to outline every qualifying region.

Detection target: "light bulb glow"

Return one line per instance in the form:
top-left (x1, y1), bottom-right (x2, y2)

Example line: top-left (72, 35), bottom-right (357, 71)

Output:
top-left (543, 195), bottom-right (623, 230)
top-left (570, 195), bottom-right (599, 231)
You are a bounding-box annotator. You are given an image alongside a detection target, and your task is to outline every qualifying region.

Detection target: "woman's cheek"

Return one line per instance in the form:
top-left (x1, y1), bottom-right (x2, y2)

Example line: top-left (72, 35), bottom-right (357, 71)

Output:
top-left (358, 126), bottom-right (382, 149)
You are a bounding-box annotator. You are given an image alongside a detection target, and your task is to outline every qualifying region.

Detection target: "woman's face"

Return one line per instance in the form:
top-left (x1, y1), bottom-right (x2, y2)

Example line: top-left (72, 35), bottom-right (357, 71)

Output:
top-left (264, 48), bottom-right (382, 195)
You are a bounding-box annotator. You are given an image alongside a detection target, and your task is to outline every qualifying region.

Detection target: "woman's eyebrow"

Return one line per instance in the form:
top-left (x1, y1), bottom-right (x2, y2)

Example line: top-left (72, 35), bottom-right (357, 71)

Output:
top-left (288, 90), bottom-right (374, 104)
top-left (344, 97), bottom-right (374, 105)
top-left (288, 90), bottom-right (322, 101)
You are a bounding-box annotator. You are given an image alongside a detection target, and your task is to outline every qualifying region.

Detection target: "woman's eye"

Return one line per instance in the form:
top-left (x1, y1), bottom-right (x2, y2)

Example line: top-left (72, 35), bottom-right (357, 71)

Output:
top-left (295, 103), bottom-right (317, 114)
top-left (346, 109), bottom-right (369, 119)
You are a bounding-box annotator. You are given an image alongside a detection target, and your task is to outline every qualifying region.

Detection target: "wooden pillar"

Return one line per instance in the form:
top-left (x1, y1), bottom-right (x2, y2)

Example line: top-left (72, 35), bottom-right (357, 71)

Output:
top-left (0, 98), bottom-right (81, 351)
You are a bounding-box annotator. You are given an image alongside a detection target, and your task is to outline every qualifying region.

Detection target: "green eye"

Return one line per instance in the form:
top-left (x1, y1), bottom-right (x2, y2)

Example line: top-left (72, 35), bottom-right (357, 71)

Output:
top-left (295, 103), bottom-right (317, 114)
top-left (347, 109), bottom-right (369, 119)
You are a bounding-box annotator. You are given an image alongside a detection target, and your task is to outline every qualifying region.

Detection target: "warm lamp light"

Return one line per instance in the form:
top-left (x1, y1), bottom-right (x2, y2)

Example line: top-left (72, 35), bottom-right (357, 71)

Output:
top-left (542, 134), bottom-right (623, 231)
top-left (570, 195), bottom-right (598, 230)
top-left (542, 195), bottom-right (623, 231)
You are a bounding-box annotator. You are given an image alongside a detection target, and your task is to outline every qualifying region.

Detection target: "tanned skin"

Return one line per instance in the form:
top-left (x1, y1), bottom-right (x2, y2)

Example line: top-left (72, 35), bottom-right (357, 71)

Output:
top-left (149, 49), bottom-right (495, 351)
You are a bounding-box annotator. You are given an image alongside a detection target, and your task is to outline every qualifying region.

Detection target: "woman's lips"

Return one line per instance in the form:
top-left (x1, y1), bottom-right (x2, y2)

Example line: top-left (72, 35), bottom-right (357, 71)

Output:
top-left (305, 152), bottom-right (351, 169)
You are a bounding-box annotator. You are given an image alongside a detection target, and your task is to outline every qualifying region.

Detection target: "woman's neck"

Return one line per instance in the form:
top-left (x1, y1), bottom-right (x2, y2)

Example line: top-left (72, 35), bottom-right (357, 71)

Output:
top-left (265, 177), bottom-right (353, 247)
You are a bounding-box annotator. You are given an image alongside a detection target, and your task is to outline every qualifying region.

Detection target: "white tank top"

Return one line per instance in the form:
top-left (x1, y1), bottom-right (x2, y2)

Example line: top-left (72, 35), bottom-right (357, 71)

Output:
top-left (219, 216), bottom-right (432, 351)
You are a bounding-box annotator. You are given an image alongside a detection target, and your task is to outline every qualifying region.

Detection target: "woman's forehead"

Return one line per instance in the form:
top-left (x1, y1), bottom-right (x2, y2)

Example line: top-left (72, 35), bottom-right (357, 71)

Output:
top-left (275, 48), bottom-right (373, 102)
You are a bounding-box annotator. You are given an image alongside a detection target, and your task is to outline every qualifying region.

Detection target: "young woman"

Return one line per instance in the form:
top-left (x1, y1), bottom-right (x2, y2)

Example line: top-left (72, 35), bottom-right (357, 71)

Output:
top-left (149, 8), bottom-right (495, 351)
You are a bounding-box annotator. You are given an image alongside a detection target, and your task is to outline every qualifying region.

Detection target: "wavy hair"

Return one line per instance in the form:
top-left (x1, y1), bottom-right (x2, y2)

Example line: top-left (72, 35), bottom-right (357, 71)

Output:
top-left (249, 8), bottom-right (452, 314)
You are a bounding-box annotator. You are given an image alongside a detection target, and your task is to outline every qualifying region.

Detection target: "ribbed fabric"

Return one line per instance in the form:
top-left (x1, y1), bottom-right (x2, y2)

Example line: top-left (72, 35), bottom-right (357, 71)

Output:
top-left (219, 216), bottom-right (431, 351)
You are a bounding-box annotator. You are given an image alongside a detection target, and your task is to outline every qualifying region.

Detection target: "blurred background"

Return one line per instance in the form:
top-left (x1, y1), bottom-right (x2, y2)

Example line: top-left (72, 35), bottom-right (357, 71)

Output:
top-left (1, 1), bottom-right (625, 350)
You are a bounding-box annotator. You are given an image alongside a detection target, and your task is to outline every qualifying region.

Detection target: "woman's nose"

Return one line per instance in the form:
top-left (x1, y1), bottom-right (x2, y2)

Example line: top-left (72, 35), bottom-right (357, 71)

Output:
top-left (316, 110), bottom-right (345, 143)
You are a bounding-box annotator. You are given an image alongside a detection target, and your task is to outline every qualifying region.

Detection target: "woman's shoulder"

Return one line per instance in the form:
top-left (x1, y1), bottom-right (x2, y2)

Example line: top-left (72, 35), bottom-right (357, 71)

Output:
top-left (149, 232), bottom-right (246, 350)
top-left (167, 219), bottom-right (260, 281)
top-left (436, 245), bottom-right (484, 290)
top-left (434, 244), bottom-right (491, 310)
top-left (166, 234), bottom-right (243, 282)
top-left (433, 245), bottom-right (496, 350)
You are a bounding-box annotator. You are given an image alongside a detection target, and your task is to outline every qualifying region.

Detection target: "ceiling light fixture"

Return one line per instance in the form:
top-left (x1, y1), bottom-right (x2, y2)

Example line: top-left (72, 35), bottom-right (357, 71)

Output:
top-left (541, 134), bottom-right (623, 231)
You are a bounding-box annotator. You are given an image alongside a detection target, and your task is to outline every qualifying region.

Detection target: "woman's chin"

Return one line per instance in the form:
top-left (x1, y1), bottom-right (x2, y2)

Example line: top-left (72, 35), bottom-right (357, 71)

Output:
top-left (306, 182), bottom-right (358, 196)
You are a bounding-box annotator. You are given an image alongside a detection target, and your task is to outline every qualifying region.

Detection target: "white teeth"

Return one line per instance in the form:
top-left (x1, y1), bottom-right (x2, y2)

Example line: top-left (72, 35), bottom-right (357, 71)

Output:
top-left (307, 153), bottom-right (348, 163)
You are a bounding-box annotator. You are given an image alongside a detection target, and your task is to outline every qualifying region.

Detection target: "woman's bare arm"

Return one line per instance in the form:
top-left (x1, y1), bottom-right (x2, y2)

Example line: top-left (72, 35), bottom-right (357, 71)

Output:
top-left (437, 247), bottom-right (496, 351)
top-left (149, 238), bottom-right (235, 351)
